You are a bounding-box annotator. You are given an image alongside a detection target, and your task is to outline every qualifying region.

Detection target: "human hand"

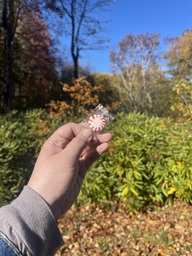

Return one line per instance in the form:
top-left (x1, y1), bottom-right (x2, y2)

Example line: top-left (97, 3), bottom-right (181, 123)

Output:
top-left (28, 122), bottom-right (112, 220)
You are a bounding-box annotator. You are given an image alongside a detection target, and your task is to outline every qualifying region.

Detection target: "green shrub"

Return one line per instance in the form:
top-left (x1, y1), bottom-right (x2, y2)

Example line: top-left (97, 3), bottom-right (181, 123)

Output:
top-left (0, 109), bottom-right (62, 206)
top-left (78, 113), bottom-right (192, 212)
top-left (1, 110), bottom-right (191, 212)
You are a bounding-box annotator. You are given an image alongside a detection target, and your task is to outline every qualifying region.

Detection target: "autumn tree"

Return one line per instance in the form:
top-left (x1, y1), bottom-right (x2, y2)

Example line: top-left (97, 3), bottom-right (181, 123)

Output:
top-left (43, 0), bottom-right (115, 79)
top-left (48, 77), bottom-right (100, 121)
top-left (0, 0), bottom-right (20, 110)
top-left (165, 30), bottom-right (192, 80)
top-left (110, 33), bottom-right (169, 116)
top-left (0, 0), bottom-right (57, 110)
top-left (87, 72), bottom-right (121, 112)
top-left (17, 8), bottom-right (57, 108)
top-left (170, 80), bottom-right (192, 121)
top-left (0, 0), bottom-right (39, 110)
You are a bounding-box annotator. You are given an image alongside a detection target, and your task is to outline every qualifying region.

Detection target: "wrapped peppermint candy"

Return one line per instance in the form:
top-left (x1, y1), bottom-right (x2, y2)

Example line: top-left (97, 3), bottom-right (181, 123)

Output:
top-left (83, 104), bottom-right (114, 134)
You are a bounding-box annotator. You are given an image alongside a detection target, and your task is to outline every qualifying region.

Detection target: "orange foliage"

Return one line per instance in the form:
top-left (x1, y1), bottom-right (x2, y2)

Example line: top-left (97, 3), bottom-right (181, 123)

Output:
top-left (48, 77), bottom-right (100, 121)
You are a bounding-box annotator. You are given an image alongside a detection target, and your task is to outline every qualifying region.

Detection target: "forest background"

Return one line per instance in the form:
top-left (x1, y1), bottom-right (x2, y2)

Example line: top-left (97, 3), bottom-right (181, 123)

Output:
top-left (0, 0), bottom-right (192, 255)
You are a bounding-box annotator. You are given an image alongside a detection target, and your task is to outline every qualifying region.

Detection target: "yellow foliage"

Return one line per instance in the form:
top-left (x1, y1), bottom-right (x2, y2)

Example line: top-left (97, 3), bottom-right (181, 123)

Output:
top-left (171, 80), bottom-right (192, 121)
top-left (167, 30), bottom-right (192, 79)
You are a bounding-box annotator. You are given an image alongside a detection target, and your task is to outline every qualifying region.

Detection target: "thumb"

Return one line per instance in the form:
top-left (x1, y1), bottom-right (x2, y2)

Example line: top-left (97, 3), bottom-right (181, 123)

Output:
top-left (61, 128), bottom-right (93, 165)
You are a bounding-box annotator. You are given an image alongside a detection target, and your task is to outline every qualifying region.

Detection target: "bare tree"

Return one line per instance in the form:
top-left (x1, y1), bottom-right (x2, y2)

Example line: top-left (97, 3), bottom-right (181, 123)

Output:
top-left (110, 33), bottom-right (165, 115)
top-left (44, 0), bottom-right (115, 79)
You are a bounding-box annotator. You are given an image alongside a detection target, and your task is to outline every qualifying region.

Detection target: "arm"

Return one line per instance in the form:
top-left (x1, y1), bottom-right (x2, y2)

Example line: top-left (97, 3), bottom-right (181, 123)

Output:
top-left (0, 122), bottom-right (112, 255)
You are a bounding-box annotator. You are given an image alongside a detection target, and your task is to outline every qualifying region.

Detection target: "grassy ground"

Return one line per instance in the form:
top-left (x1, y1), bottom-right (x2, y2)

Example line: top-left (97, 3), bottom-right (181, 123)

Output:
top-left (56, 200), bottom-right (192, 256)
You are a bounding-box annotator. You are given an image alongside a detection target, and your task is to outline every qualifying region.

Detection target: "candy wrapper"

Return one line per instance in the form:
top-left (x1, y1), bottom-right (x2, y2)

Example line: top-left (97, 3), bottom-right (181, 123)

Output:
top-left (82, 104), bottom-right (114, 134)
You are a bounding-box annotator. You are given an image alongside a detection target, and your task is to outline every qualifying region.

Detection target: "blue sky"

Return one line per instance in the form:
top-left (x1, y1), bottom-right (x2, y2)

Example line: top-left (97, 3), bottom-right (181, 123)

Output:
top-left (81, 0), bottom-right (192, 73)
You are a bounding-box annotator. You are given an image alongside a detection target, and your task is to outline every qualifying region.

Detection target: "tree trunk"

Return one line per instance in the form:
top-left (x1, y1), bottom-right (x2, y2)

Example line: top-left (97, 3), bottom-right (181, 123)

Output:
top-left (2, 0), bottom-right (14, 111)
top-left (71, 43), bottom-right (79, 79)
top-left (73, 55), bottom-right (79, 79)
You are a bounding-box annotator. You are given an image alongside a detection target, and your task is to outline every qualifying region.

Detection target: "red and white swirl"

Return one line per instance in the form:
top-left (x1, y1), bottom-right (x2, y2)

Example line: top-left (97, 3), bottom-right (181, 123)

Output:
top-left (88, 114), bottom-right (106, 132)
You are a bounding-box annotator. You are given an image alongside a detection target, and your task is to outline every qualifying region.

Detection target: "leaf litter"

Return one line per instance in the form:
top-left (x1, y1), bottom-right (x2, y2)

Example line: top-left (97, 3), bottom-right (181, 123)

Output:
top-left (56, 200), bottom-right (192, 255)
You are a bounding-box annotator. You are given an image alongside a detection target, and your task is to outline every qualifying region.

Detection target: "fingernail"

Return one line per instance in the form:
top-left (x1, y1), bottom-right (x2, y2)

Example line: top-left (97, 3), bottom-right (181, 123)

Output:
top-left (83, 129), bottom-right (93, 139)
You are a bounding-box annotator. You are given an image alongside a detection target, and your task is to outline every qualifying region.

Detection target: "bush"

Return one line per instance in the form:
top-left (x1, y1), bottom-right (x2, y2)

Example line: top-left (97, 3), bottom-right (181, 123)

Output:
top-left (48, 77), bottom-right (100, 122)
top-left (78, 112), bottom-right (192, 212)
top-left (0, 109), bottom-right (62, 206)
top-left (1, 110), bottom-right (191, 212)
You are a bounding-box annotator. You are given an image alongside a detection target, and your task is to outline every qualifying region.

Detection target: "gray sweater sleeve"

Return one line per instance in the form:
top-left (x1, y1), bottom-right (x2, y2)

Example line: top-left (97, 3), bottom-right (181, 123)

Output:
top-left (0, 186), bottom-right (64, 256)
